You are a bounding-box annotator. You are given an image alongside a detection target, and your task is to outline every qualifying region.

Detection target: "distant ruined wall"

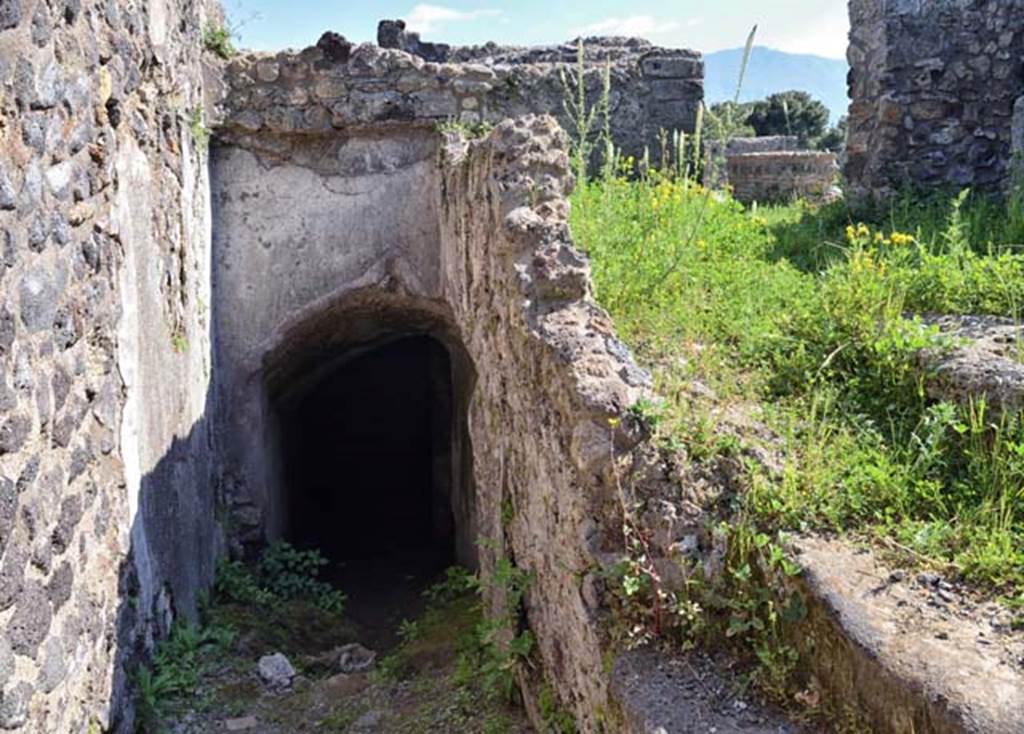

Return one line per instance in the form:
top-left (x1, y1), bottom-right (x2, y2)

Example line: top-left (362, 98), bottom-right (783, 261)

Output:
top-left (219, 33), bottom-right (703, 166)
top-left (846, 0), bottom-right (1024, 203)
top-left (0, 0), bottom-right (220, 730)
top-left (728, 151), bottom-right (838, 204)
top-left (376, 22), bottom-right (705, 163)
top-left (705, 135), bottom-right (802, 188)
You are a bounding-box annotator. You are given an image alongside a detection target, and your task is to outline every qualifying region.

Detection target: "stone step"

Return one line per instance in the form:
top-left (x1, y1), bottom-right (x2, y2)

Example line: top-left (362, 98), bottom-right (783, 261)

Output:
top-left (611, 648), bottom-right (801, 734)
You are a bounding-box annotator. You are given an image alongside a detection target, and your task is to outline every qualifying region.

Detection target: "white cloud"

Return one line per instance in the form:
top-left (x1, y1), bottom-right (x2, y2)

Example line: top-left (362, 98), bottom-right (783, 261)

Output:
top-left (406, 4), bottom-right (501, 35)
top-left (573, 15), bottom-right (701, 39)
top-left (761, 7), bottom-right (850, 60)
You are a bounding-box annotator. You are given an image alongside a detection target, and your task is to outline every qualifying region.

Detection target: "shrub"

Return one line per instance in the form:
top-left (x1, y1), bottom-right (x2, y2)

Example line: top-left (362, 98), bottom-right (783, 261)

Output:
top-left (203, 24), bottom-right (236, 59)
top-left (215, 541), bottom-right (346, 615)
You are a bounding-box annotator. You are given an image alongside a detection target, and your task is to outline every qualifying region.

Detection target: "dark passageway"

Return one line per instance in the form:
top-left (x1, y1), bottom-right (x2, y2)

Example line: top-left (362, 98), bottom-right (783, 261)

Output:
top-left (274, 335), bottom-right (461, 646)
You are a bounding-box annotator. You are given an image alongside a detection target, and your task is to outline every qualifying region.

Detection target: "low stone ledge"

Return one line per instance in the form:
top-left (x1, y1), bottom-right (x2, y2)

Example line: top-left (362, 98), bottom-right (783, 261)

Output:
top-left (919, 315), bottom-right (1024, 413)
top-left (783, 536), bottom-right (1024, 734)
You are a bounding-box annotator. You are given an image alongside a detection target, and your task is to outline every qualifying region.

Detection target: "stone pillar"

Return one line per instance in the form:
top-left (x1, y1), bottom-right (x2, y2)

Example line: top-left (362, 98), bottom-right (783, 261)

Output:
top-left (846, 0), bottom-right (1024, 205)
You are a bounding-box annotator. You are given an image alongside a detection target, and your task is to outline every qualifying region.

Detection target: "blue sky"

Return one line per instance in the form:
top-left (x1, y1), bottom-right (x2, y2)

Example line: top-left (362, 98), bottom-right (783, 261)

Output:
top-left (230, 1), bottom-right (850, 60)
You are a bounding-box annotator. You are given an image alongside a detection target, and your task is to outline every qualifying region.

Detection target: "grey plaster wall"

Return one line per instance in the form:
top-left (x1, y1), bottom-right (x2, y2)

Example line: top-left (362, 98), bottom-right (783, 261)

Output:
top-left (209, 128), bottom-right (479, 555)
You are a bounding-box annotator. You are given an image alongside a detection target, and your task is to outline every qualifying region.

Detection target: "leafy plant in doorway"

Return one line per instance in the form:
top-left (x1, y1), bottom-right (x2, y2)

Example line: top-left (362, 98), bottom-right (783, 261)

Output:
top-left (214, 541), bottom-right (346, 615)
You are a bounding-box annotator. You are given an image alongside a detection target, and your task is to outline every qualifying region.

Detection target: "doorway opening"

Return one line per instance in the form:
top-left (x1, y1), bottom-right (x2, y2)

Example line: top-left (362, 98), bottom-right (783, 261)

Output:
top-left (271, 333), bottom-right (470, 647)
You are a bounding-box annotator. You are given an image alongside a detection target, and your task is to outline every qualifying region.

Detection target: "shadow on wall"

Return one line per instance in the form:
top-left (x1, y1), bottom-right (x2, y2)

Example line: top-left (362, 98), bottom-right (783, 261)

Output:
top-left (102, 307), bottom-right (479, 732)
top-left (105, 388), bottom-right (220, 733)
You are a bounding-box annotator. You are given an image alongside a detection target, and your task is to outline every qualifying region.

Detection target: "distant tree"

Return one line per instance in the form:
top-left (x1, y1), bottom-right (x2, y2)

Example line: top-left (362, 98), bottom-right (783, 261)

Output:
top-left (745, 91), bottom-right (830, 146)
top-left (817, 116), bottom-right (848, 153)
top-left (707, 101), bottom-right (756, 140)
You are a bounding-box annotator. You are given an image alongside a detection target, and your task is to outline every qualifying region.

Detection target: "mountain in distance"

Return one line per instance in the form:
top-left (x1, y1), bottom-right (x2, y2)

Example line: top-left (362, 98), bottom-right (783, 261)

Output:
top-left (704, 46), bottom-right (849, 123)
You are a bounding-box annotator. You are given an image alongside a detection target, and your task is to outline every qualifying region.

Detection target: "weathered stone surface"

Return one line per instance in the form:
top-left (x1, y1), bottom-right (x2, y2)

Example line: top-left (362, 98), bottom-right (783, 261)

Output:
top-left (257, 653), bottom-right (296, 688)
top-left (46, 562), bottom-right (72, 611)
top-left (0, 542), bottom-right (26, 613)
top-left (0, 0), bottom-right (21, 31)
top-left (37, 638), bottom-right (65, 693)
top-left (919, 316), bottom-right (1024, 413)
top-left (50, 495), bottom-right (82, 555)
top-left (0, 682), bottom-right (31, 730)
top-left (783, 536), bottom-right (1024, 734)
top-left (0, 641), bottom-right (12, 689)
top-left (8, 581), bottom-right (52, 657)
top-left (727, 151), bottom-right (839, 204)
top-left (315, 31), bottom-right (352, 63)
top-left (0, 415), bottom-right (30, 455)
top-left (0, 476), bottom-right (15, 559)
top-left (18, 267), bottom-right (63, 332)
top-left (377, 20), bottom-right (449, 63)
top-left (0, 309), bottom-right (13, 355)
top-left (0, 171), bottom-right (15, 211)
top-left (336, 643), bottom-right (376, 674)
top-left (219, 28), bottom-right (703, 165)
top-left (706, 135), bottom-right (801, 187)
top-left (0, 0), bottom-right (219, 730)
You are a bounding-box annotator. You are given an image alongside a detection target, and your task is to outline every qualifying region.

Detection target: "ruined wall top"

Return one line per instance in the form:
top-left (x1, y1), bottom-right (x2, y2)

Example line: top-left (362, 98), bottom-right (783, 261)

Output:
top-left (377, 18), bottom-right (700, 68)
top-left (214, 26), bottom-right (704, 162)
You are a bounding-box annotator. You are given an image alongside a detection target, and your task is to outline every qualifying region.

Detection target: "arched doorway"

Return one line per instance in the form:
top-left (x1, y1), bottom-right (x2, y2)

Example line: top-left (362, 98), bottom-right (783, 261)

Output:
top-left (258, 298), bottom-right (477, 643)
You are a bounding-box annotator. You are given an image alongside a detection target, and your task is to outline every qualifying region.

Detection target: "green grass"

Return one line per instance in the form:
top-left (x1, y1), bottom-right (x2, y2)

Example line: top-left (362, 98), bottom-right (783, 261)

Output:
top-left (572, 174), bottom-right (1024, 597)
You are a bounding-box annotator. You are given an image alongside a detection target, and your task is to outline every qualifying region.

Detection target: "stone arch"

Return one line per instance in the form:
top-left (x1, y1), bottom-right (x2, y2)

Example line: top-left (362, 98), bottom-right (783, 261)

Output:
top-left (211, 116), bottom-right (649, 730)
top-left (257, 289), bottom-right (479, 570)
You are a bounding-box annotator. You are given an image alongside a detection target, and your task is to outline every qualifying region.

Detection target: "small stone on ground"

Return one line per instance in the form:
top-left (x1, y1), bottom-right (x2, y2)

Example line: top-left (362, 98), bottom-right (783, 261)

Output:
top-left (337, 643), bottom-right (376, 674)
top-left (351, 709), bottom-right (384, 732)
top-left (257, 653), bottom-right (295, 689)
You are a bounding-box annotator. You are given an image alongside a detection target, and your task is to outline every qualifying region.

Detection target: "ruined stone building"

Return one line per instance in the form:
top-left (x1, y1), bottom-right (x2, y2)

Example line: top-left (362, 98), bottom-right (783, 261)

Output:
top-left (0, 1), bottom-right (1022, 732)
top-left (0, 4), bottom-right (703, 730)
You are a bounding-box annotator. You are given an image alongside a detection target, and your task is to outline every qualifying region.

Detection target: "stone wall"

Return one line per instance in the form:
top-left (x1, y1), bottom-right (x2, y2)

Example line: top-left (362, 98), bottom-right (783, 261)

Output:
top-left (212, 36), bottom-right (653, 728)
top-left (705, 135), bottom-right (801, 187)
top-left (222, 28), bottom-right (703, 165)
top-left (0, 0), bottom-right (219, 730)
top-left (728, 151), bottom-right (838, 204)
top-left (846, 0), bottom-right (1024, 203)
top-left (439, 119), bottom-right (650, 730)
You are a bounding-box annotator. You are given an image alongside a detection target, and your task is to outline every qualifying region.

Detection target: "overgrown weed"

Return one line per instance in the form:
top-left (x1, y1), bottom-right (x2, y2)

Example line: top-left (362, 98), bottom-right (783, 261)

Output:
top-left (135, 542), bottom-right (348, 730)
top-left (572, 150), bottom-right (1024, 711)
